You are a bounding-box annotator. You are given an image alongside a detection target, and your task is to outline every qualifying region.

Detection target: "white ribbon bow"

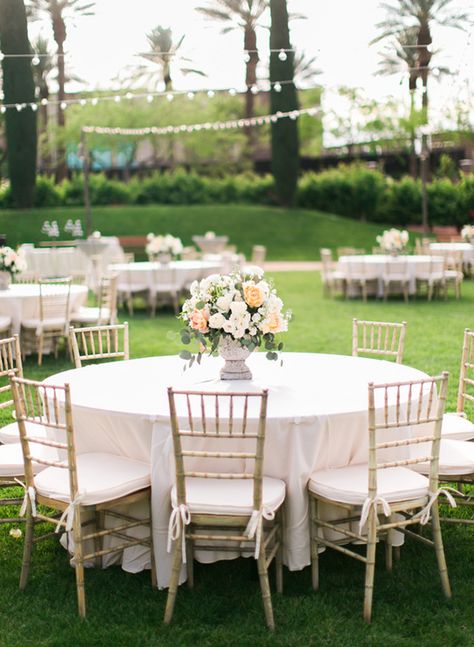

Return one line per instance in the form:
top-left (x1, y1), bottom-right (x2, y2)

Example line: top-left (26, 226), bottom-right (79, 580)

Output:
top-left (167, 504), bottom-right (191, 563)
top-left (244, 507), bottom-right (275, 559)
top-left (15, 479), bottom-right (37, 518)
top-left (55, 494), bottom-right (86, 533)
top-left (359, 496), bottom-right (391, 535)
top-left (415, 487), bottom-right (459, 526)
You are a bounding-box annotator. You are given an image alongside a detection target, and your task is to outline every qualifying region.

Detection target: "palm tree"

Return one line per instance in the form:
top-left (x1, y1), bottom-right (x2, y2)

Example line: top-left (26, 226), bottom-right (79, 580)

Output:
top-left (124, 26), bottom-right (205, 91)
top-left (372, 0), bottom-right (471, 230)
top-left (293, 50), bottom-right (321, 85)
top-left (28, 0), bottom-right (95, 181)
top-left (196, 0), bottom-right (268, 153)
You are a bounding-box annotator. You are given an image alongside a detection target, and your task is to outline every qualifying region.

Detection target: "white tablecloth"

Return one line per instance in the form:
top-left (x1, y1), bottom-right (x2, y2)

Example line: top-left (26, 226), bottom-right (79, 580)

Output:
top-left (0, 284), bottom-right (88, 333)
top-left (337, 254), bottom-right (444, 296)
top-left (429, 242), bottom-right (474, 264)
top-left (20, 247), bottom-right (89, 278)
top-left (108, 260), bottom-right (222, 291)
top-left (192, 236), bottom-right (228, 254)
top-left (44, 353), bottom-right (429, 587)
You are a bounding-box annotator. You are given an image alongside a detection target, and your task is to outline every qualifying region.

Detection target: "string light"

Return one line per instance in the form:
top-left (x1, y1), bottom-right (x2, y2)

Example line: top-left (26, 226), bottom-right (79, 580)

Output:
top-left (187, 91), bottom-right (195, 100)
top-left (278, 49), bottom-right (287, 61)
top-left (81, 106), bottom-right (320, 137)
top-left (31, 55), bottom-right (40, 66)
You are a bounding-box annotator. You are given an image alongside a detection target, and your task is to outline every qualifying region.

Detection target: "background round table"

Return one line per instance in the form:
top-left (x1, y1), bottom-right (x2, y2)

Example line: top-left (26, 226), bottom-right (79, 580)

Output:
top-left (429, 242), bottom-right (474, 264)
top-left (0, 283), bottom-right (88, 334)
top-left (45, 352), bottom-right (430, 587)
top-left (108, 260), bottom-right (222, 292)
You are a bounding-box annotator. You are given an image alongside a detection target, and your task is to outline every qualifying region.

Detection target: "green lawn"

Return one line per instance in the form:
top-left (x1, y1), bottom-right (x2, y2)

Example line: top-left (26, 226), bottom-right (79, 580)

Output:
top-left (0, 204), bottom-right (388, 260)
top-left (0, 271), bottom-right (473, 647)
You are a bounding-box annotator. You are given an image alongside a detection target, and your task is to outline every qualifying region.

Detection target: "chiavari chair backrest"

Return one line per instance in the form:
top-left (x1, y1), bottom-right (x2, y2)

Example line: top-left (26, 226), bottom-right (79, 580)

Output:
top-left (352, 319), bottom-right (407, 364)
top-left (168, 388), bottom-right (269, 512)
top-left (345, 257), bottom-right (366, 279)
top-left (10, 376), bottom-right (78, 500)
top-left (457, 328), bottom-right (474, 416)
top-left (0, 335), bottom-right (23, 412)
top-left (13, 272), bottom-right (39, 284)
top-left (337, 247), bottom-right (357, 258)
top-left (98, 274), bottom-right (118, 322)
top-left (69, 323), bottom-right (129, 368)
top-left (39, 277), bottom-right (71, 323)
top-left (251, 245), bottom-right (266, 264)
top-left (368, 373), bottom-right (448, 499)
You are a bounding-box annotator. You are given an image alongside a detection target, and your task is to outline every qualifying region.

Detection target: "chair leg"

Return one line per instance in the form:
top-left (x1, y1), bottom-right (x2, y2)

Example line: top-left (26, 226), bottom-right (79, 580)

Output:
top-left (94, 510), bottom-right (104, 569)
top-left (37, 333), bottom-right (43, 366)
top-left (309, 495), bottom-right (320, 591)
top-left (19, 508), bottom-right (35, 590)
top-left (275, 509), bottom-right (284, 594)
top-left (385, 527), bottom-right (393, 572)
top-left (257, 544), bottom-right (275, 630)
top-left (431, 503), bottom-right (452, 599)
top-left (363, 510), bottom-right (377, 623)
top-left (394, 545), bottom-right (401, 561)
top-left (164, 536), bottom-right (183, 624)
top-left (186, 535), bottom-right (194, 589)
top-left (72, 506), bottom-right (87, 618)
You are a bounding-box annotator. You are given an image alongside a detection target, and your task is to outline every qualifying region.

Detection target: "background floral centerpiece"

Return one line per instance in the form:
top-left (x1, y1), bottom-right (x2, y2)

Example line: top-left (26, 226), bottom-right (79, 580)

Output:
top-left (146, 233), bottom-right (183, 263)
top-left (376, 228), bottom-right (409, 255)
top-left (461, 225), bottom-right (474, 243)
top-left (179, 268), bottom-right (291, 380)
top-left (0, 246), bottom-right (27, 289)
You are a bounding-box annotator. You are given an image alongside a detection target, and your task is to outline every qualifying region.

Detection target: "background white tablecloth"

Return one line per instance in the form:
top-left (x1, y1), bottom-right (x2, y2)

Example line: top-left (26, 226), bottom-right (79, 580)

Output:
top-left (44, 353), bottom-right (429, 587)
top-left (0, 284), bottom-right (88, 333)
top-left (429, 242), bottom-right (474, 264)
top-left (337, 254), bottom-right (444, 296)
top-left (108, 260), bottom-right (222, 291)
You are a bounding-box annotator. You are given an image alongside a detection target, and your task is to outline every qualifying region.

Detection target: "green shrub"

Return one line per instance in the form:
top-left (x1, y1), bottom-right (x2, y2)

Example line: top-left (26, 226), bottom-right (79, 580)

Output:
top-left (379, 177), bottom-right (422, 226)
top-left (34, 175), bottom-right (62, 208)
top-left (428, 179), bottom-right (462, 226)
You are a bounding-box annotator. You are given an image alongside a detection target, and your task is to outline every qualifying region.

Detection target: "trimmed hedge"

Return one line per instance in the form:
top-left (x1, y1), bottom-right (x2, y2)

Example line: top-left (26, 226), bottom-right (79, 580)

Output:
top-left (1, 166), bottom-right (473, 226)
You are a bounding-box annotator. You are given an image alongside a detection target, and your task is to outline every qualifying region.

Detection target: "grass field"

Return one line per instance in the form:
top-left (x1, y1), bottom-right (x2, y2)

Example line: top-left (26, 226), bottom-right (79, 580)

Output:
top-left (0, 204), bottom-right (388, 260)
top-left (0, 270), bottom-right (473, 647)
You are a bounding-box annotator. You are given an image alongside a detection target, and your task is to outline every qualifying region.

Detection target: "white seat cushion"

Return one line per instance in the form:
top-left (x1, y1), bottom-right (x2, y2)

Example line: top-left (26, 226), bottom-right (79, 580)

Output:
top-left (0, 443), bottom-right (46, 477)
top-left (442, 412), bottom-right (474, 440)
top-left (0, 420), bottom-right (47, 445)
top-left (34, 453), bottom-right (150, 505)
top-left (308, 463), bottom-right (429, 506)
top-left (117, 283), bottom-right (149, 293)
top-left (71, 306), bottom-right (110, 324)
top-left (171, 476), bottom-right (285, 516)
top-left (0, 315), bottom-right (12, 331)
top-left (21, 317), bottom-right (67, 331)
top-left (410, 439), bottom-right (474, 477)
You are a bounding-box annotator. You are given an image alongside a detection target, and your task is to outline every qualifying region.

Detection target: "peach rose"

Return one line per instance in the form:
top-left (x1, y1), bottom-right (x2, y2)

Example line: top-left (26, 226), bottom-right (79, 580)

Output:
top-left (189, 308), bottom-right (209, 333)
top-left (260, 311), bottom-right (283, 335)
top-left (243, 283), bottom-right (265, 308)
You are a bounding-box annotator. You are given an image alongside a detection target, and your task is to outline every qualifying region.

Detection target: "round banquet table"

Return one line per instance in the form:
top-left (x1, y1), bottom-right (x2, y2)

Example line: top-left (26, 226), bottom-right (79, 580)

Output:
top-left (108, 260), bottom-right (222, 291)
top-left (0, 283), bottom-right (88, 334)
top-left (337, 254), bottom-right (444, 297)
top-left (429, 242), bottom-right (474, 264)
top-left (44, 352), bottom-right (430, 588)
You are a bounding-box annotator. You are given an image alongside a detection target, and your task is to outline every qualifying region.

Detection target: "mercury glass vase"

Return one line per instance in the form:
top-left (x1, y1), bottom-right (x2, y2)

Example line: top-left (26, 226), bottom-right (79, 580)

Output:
top-left (219, 336), bottom-right (252, 381)
top-left (0, 271), bottom-right (11, 290)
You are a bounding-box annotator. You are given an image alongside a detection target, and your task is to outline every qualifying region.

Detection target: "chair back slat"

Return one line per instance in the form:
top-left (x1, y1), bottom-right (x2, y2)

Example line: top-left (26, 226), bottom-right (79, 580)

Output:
top-left (168, 388), bottom-right (268, 512)
top-left (368, 373), bottom-right (449, 497)
top-left (39, 277), bottom-right (71, 323)
top-left (69, 323), bottom-right (129, 368)
top-left (97, 274), bottom-right (118, 323)
top-left (10, 377), bottom-right (80, 502)
top-left (457, 329), bottom-right (474, 416)
top-left (0, 335), bottom-right (23, 411)
top-left (353, 319), bottom-right (407, 363)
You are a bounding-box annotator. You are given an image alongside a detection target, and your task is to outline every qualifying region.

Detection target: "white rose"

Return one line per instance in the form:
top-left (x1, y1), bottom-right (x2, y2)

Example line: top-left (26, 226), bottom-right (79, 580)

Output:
top-left (209, 313), bottom-right (226, 329)
top-left (216, 292), bottom-right (234, 312)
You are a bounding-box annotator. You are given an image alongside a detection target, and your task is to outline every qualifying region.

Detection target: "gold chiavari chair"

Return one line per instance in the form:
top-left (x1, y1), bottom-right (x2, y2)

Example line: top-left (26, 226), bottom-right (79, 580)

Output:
top-left (352, 319), bottom-right (407, 364)
top-left (251, 245), bottom-right (267, 265)
top-left (10, 375), bottom-right (153, 618)
top-left (308, 373), bottom-right (451, 622)
top-left (441, 328), bottom-right (474, 440)
top-left (69, 323), bottom-right (129, 368)
top-left (382, 257), bottom-right (410, 302)
top-left (13, 271), bottom-right (39, 284)
top-left (20, 277), bottom-right (72, 365)
top-left (164, 388), bottom-right (285, 630)
top-left (320, 248), bottom-right (346, 298)
top-left (71, 274), bottom-right (118, 326)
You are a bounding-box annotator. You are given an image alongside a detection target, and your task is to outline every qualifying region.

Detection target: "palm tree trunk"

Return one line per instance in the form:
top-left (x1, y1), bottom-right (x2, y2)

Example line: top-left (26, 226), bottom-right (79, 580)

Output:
top-left (53, 12), bottom-right (67, 183)
top-left (418, 25), bottom-right (432, 233)
top-left (409, 88), bottom-right (417, 178)
top-left (244, 25), bottom-right (258, 157)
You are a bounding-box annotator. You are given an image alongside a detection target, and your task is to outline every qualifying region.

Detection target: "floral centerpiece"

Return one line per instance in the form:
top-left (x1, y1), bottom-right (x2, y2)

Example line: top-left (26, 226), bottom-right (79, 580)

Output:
top-left (146, 233), bottom-right (183, 263)
top-left (376, 228), bottom-right (409, 255)
top-left (0, 246), bottom-right (27, 289)
top-left (179, 268), bottom-right (291, 380)
top-left (461, 225), bottom-right (474, 243)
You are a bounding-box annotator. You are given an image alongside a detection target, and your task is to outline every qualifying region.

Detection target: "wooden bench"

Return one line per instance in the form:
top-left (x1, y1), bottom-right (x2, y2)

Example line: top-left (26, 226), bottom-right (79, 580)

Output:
top-left (432, 226), bottom-right (459, 242)
top-left (118, 236), bottom-right (148, 252)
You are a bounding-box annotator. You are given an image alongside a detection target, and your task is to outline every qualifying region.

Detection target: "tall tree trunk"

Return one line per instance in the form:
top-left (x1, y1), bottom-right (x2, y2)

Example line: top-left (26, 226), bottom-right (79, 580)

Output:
top-left (408, 88), bottom-right (417, 178)
top-left (0, 0), bottom-right (37, 208)
top-left (53, 12), bottom-right (67, 182)
top-left (244, 25), bottom-right (258, 157)
top-left (418, 24), bottom-right (432, 232)
top-left (270, 0), bottom-right (299, 207)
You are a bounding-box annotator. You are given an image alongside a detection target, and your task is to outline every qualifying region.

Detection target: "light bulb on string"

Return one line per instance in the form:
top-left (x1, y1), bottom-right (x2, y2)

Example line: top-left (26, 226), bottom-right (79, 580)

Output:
top-left (0, 106), bottom-right (6, 114)
top-left (125, 92), bottom-right (133, 100)
top-left (147, 94), bottom-right (153, 103)
top-left (16, 104), bottom-right (23, 112)
top-left (114, 95), bottom-right (121, 103)
top-left (41, 98), bottom-right (48, 106)
top-left (60, 101), bottom-right (67, 110)
top-left (80, 98), bottom-right (87, 106)
top-left (243, 52), bottom-right (250, 63)
top-left (250, 85), bottom-right (258, 95)
top-left (31, 55), bottom-right (40, 66)
top-left (228, 88), bottom-right (237, 96)
top-left (166, 93), bottom-right (174, 102)
top-left (0, 53), bottom-right (4, 62)
top-left (30, 103), bottom-right (38, 111)
top-left (207, 90), bottom-right (215, 98)
top-left (187, 91), bottom-right (195, 100)
top-left (273, 82), bottom-right (282, 93)
top-left (91, 98), bottom-right (98, 106)
top-left (278, 49), bottom-right (287, 61)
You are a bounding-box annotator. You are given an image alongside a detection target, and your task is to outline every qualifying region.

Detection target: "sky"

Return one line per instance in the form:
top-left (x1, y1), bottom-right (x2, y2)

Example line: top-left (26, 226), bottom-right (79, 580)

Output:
top-left (27, 0), bottom-right (474, 141)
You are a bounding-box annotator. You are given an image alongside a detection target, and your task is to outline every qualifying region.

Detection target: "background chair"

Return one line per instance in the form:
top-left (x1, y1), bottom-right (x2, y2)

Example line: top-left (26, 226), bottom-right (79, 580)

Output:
top-left (352, 319), bottom-right (407, 364)
top-left (164, 388), bottom-right (285, 630)
top-left (308, 373), bottom-right (450, 622)
top-left (337, 247), bottom-right (366, 258)
top-left (116, 266), bottom-right (149, 316)
top-left (13, 272), bottom-right (39, 284)
top-left (20, 277), bottom-right (72, 365)
top-left (442, 328), bottom-right (474, 440)
top-left (344, 259), bottom-right (371, 302)
top-left (382, 258), bottom-right (410, 302)
top-left (0, 315), bottom-right (12, 339)
top-left (11, 376), bottom-right (153, 618)
top-left (71, 274), bottom-right (118, 326)
top-left (148, 266), bottom-right (180, 316)
top-left (415, 256), bottom-right (445, 301)
top-left (69, 322), bottom-right (129, 368)
top-left (320, 248), bottom-right (346, 298)
top-left (251, 245), bottom-right (267, 266)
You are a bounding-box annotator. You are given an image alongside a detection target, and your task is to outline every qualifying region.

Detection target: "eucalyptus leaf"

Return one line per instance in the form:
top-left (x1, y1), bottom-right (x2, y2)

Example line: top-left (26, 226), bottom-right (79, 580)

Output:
top-left (179, 350), bottom-right (192, 360)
